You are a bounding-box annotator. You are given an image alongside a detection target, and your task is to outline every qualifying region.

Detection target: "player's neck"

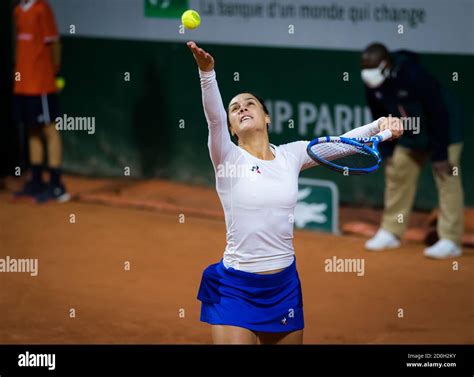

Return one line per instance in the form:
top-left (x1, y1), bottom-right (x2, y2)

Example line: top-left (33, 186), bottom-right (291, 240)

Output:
top-left (238, 136), bottom-right (274, 161)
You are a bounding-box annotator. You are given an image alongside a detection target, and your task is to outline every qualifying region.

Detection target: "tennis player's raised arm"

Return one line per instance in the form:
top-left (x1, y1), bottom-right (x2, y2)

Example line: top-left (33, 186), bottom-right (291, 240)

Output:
top-left (187, 41), bottom-right (233, 168)
top-left (341, 116), bottom-right (404, 138)
top-left (340, 118), bottom-right (381, 138)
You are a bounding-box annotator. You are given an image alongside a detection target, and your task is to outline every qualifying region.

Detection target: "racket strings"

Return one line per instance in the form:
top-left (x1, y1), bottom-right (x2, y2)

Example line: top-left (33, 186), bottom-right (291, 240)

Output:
top-left (309, 141), bottom-right (378, 169)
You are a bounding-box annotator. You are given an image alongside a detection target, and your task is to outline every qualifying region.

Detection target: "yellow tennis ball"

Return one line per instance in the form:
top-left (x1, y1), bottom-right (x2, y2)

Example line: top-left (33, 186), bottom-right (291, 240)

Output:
top-left (181, 9), bottom-right (201, 30)
top-left (56, 77), bottom-right (65, 90)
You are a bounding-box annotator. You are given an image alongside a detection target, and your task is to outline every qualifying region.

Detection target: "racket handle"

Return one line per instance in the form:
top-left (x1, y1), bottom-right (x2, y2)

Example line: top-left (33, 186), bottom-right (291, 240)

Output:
top-left (377, 129), bottom-right (393, 142)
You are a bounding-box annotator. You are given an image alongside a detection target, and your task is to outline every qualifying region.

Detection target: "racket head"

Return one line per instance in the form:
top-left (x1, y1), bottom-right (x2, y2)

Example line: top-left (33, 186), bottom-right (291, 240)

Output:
top-left (306, 136), bottom-right (382, 175)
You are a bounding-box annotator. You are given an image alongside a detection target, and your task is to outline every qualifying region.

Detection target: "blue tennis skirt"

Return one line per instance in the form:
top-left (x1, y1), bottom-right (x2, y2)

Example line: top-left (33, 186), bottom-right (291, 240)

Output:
top-left (197, 258), bottom-right (304, 333)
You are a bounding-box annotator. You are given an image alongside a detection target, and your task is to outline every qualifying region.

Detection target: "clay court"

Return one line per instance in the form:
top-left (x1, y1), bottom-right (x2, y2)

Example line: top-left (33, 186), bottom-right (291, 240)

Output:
top-left (1, 176), bottom-right (473, 344)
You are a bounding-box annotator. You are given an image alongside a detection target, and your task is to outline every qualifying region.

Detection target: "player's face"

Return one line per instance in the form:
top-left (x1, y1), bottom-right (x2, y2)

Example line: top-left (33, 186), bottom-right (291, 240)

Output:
top-left (228, 93), bottom-right (270, 139)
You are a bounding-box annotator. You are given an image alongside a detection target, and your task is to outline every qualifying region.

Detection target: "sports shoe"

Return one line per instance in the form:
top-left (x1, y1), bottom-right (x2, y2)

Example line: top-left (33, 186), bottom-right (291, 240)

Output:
top-left (424, 239), bottom-right (461, 259)
top-left (365, 228), bottom-right (401, 251)
top-left (35, 183), bottom-right (71, 203)
top-left (12, 180), bottom-right (47, 200)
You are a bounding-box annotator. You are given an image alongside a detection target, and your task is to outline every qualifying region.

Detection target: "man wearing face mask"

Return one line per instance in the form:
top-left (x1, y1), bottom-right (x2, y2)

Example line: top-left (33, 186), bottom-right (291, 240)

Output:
top-left (361, 43), bottom-right (464, 259)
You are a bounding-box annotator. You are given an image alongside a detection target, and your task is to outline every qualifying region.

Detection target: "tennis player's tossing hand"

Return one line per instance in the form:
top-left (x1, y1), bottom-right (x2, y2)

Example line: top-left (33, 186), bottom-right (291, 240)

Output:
top-left (187, 41), bottom-right (215, 72)
top-left (377, 116), bottom-right (404, 140)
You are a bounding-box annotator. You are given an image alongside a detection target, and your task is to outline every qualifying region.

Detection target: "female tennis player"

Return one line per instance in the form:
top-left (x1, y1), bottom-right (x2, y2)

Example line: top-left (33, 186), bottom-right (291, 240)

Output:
top-left (188, 41), bottom-right (403, 344)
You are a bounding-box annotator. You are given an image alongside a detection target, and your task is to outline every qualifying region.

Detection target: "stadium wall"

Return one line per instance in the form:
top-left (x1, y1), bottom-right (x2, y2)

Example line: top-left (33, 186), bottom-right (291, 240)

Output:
top-left (59, 37), bottom-right (473, 209)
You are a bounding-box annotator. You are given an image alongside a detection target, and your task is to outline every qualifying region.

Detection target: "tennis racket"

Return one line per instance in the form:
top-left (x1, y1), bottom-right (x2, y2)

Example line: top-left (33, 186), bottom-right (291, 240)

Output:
top-left (306, 129), bottom-right (393, 175)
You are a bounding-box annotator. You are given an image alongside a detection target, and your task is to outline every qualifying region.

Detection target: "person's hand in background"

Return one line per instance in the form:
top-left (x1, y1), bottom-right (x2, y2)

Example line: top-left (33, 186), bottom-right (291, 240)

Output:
top-left (432, 160), bottom-right (454, 181)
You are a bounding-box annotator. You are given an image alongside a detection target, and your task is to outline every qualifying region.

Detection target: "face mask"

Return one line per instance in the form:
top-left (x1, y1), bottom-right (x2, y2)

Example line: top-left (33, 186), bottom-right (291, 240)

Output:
top-left (361, 61), bottom-right (388, 88)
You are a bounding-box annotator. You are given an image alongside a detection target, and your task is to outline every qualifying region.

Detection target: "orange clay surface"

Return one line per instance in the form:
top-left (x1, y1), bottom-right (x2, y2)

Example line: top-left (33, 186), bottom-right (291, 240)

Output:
top-left (0, 176), bottom-right (472, 344)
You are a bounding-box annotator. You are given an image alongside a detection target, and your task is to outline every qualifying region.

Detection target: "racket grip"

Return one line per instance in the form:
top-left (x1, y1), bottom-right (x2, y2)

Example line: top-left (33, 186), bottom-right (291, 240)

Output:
top-left (377, 129), bottom-right (393, 142)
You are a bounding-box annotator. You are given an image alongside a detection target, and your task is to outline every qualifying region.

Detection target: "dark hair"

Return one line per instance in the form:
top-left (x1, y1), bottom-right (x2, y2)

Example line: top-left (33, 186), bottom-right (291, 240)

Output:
top-left (228, 92), bottom-right (270, 144)
top-left (362, 42), bottom-right (391, 63)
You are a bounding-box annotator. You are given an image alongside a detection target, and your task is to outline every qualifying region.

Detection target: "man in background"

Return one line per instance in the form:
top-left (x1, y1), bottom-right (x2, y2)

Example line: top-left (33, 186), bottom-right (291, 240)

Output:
top-left (361, 43), bottom-right (464, 259)
top-left (13, 0), bottom-right (69, 202)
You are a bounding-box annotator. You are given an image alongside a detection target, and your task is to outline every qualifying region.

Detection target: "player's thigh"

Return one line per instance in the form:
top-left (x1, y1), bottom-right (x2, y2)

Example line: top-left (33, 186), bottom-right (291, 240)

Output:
top-left (211, 325), bottom-right (258, 344)
top-left (43, 122), bottom-right (60, 136)
top-left (257, 329), bottom-right (303, 345)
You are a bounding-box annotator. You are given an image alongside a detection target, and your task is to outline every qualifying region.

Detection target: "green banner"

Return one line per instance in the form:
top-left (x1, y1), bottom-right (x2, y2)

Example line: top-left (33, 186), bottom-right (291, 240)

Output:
top-left (296, 178), bottom-right (339, 234)
top-left (144, 0), bottom-right (188, 18)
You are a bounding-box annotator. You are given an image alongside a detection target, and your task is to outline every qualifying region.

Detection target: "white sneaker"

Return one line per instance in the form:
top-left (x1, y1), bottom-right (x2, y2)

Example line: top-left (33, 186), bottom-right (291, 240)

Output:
top-left (424, 239), bottom-right (461, 259)
top-left (365, 228), bottom-right (400, 251)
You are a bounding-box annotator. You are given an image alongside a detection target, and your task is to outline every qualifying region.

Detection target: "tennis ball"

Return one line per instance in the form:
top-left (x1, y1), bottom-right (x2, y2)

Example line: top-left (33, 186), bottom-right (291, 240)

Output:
top-left (56, 76), bottom-right (66, 90)
top-left (181, 9), bottom-right (201, 30)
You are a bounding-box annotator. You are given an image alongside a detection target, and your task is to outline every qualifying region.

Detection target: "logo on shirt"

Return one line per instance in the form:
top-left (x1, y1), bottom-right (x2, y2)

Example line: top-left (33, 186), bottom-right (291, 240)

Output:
top-left (281, 317), bottom-right (288, 326)
top-left (250, 165), bottom-right (261, 174)
top-left (216, 162), bottom-right (256, 178)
